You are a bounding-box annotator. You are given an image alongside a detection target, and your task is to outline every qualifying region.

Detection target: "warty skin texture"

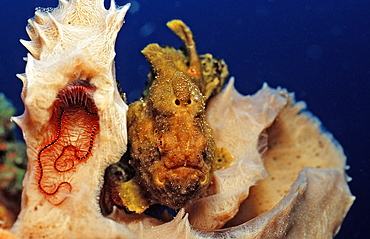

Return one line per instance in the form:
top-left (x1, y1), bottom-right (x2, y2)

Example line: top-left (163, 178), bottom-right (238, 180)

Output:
top-left (127, 43), bottom-right (215, 209)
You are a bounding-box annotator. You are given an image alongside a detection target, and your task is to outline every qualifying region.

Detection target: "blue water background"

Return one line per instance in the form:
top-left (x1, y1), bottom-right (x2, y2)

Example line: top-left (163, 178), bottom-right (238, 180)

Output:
top-left (0, 0), bottom-right (369, 238)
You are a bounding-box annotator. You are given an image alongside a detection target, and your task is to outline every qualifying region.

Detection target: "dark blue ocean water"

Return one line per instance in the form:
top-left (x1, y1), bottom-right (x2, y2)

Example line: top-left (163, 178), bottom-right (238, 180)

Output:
top-left (0, 0), bottom-right (368, 238)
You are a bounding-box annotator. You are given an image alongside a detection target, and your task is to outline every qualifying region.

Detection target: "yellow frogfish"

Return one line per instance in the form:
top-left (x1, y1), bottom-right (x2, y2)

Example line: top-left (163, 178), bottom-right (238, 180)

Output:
top-left (101, 20), bottom-right (230, 213)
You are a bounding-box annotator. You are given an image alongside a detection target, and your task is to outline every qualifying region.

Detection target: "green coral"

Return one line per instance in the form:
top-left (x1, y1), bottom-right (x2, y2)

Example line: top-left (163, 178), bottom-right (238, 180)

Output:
top-left (0, 93), bottom-right (16, 140)
top-left (0, 93), bottom-right (26, 227)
